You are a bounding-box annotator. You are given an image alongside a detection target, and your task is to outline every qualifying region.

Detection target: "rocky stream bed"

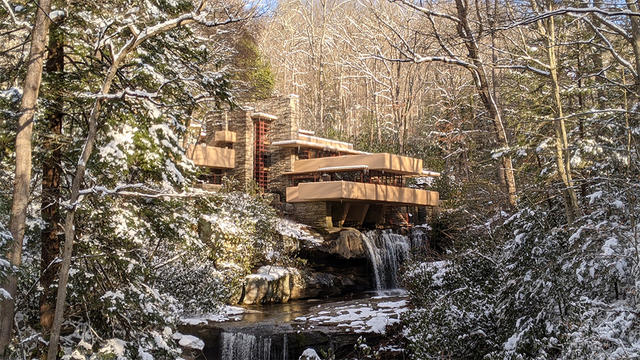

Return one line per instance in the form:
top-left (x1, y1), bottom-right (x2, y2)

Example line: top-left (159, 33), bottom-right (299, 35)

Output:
top-left (179, 223), bottom-right (430, 360)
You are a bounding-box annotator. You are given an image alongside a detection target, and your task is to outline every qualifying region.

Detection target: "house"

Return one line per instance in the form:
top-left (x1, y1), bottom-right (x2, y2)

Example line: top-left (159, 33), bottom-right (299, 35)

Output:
top-left (185, 95), bottom-right (440, 228)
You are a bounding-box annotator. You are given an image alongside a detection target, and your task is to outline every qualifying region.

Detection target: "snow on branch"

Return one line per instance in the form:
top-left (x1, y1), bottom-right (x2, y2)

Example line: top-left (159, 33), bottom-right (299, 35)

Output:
top-left (496, 64), bottom-right (550, 77)
top-left (556, 108), bottom-right (640, 121)
top-left (79, 183), bottom-right (150, 196)
top-left (581, 17), bottom-right (637, 77)
top-left (389, 0), bottom-right (460, 23)
top-left (2, 0), bottom-right (32, 30)
top-left (367, 54), bottom-right (478, 70)
top-left (79, 184), bottom-right (211, 200)
top-left (503, 7), bottom-right (640, 30)
top-left (79, 87), bottom-right (160, 100)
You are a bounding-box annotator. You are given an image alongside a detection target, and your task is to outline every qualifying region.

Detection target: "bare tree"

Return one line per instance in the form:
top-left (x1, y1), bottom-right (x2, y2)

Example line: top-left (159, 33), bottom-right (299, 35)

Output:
top-left (380, 0), bottom-right (518, 207)
top-left (0, 0), bottom-right (52, 353)
top-left (496, 1), bottom-right (640, 221)
top-left (39, 3), bottom-right (66, 335)
top-left (530, 0), bottom-right (581, 222)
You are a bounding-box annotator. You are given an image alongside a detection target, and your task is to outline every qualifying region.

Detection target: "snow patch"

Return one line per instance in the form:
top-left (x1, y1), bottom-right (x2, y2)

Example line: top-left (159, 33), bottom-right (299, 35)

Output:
top-left (299, 348), bottom-right (321, 360)
top-left (276, 218), bottom-right (323, 245)
top-left (0, 87), bottom-right (21, 102)
top-left (602, 237), bottom-right (618, 256)
top-left (0, 289), bottom-right (12, 300)
top-left (587, 190), bottom-right (603, 205)
top-left (173, 333), bottom-right (204, 350)
top-left (50, 10), bottom-right (66, 21)
top-left (98, 338), bottom-right (127, 359)
top-left (299, 297), bottom-right (408, 334)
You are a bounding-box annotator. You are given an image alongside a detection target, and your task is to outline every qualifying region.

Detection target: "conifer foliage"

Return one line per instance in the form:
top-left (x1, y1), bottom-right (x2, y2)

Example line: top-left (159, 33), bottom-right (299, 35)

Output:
top-left (1, 0), bottom-right (278, 358)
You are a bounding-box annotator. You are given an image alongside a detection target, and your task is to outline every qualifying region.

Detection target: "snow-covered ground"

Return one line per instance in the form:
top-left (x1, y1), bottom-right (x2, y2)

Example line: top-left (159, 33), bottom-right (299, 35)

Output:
top-left (293, 295), bottom-right (408, 334)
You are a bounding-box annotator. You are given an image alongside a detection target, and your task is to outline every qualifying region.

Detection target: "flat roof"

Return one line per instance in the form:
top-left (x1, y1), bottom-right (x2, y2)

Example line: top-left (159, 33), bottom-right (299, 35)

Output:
top-left (297, 133), bottom-right (354, 149)
top-left (289, 153), bottom-right (425, 176)
top-left (251, 112), bottom-right (278, 120)
top-left (317, 165), bottom-right (369, 172)
top-left (421, 170), bottom-right (441, 177)
top-left (272, 139), bottom-right (368, 155)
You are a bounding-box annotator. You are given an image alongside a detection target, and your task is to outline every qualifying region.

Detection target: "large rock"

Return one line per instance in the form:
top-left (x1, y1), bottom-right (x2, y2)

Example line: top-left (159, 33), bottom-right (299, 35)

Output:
top-left (291, 271), bottom-right (355, 299)
top-left (240, 266), bottom-right (362, 304)
top-left (299, 349), bottom-right (321, 360)
top-left (297, 228), bottom-right (373, 293)
top-left (241, 226), bottom-right (375, 305)
top-left (325, 228), bottom-right (366, 259)
top-left (241, 266), bottom-right (296, 304)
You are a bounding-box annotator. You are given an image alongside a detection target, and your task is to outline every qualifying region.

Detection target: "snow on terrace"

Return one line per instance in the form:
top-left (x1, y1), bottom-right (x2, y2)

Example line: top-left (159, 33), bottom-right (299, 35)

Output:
top-left (292, 296), bottom-right (408, 335)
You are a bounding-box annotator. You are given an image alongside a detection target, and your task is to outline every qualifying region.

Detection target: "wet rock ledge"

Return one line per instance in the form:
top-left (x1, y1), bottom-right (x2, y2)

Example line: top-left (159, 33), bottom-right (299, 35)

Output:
top-left (238, 227), bottom-right (375, 305)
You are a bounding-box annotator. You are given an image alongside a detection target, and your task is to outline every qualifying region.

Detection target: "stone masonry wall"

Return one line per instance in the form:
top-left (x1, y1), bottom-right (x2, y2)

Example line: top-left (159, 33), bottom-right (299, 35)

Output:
top-left (227, 109), bottom-right (254, 190)
top-left (201, 96), bottom-right (339, 229)
top-left (292, 202), bottom-right (332, 229)
top-left (202, 110), bottom-right (226, 144)
top-left (245, 95), bottom-right (300, 197)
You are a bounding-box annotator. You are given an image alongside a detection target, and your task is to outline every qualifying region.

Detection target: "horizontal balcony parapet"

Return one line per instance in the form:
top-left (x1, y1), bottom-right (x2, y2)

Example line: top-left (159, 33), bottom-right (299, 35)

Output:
top-left (214, 130), bottom-right (236, 143)
top-left (187, 144), bottom-right (235, 169)
top-left (286, 181), bottom-right (439, 207)
top-left (291, 153), bottom-right (424, 175)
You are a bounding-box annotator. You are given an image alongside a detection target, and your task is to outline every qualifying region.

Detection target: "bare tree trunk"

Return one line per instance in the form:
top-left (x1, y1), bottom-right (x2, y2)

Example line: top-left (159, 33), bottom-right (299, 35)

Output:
top-left (623, 70), bottom-right (632, 176)
top-left (373, 62), bottom-right (381, 143)
top-left (486, 0), bottom-right (507, 191)
top-left (544, 12), bottom-right (581, 223)
top-left (627, 1), bottom-right (640, 96)
top-left (455, 0), bottom-right (518, 207)
top-left (47, 69), bottom-right (112, 360)
top-left (590, 0), bottom-right (606, 109)
top-left (317, 0), bottom-right (327, 132)
top-left (39, 12), bottom-right (65, 336)
top-left (625, 1), bottom-right (640, 176)
top-left (0, 0), bottom-right (52, 354)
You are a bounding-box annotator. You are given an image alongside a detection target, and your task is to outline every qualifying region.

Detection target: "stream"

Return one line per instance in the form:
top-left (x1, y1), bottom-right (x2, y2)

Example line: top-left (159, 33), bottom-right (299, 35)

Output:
top-left (180, 228), bottom-right (428, 360)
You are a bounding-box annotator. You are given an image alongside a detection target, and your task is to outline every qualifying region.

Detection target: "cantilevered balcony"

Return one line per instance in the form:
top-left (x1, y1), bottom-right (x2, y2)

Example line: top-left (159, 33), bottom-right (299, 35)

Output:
top-left (289, 153), bottom-right (424, 175)
top-left (214, 130), bottom-right (236, 144)
top-left (187, 144), bottom-right (235, 169)
top-left (286, 181), bottom-right (439, 207)
top-left (272, 130), bottom-right (367, 155)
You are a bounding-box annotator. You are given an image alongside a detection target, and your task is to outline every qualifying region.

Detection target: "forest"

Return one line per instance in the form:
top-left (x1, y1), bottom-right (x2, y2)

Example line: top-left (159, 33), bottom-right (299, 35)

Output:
top-left (0, 0), bottom-right (639, 359)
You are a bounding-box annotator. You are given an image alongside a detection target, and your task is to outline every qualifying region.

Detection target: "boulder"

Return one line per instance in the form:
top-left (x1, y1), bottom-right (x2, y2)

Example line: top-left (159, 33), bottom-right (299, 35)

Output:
top-left (291, 271), bottom-right (352, 299)
top-left (324, 228), bottom-right (366, 259)
top-left (297, 228), bottom-right (373, 293)
top-left (240, 266), bottom-right (363, 304)
top-left (241, 266), bottom-right (296, 304)
top-left (239, 227), bottom-right (375, 305)
top-left (299, 348), bottom-right (321, 360)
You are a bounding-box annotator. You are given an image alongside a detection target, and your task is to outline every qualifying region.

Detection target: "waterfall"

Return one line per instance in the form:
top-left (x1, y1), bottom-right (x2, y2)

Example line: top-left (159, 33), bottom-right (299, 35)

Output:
top-left (409, 226), bottom-right (430, 250)
top-left (282, 334), bottom-right (287, 360)
top-left (221, 332), bottom-right (273, 360)
top-left (361, 229), bottom-right (425, 290)
top-left (220, 331), bottom-right (289, 360)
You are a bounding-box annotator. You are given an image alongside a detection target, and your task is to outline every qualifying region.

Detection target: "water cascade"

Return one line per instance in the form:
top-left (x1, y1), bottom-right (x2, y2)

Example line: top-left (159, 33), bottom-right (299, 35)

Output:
top-left (220, 332), bottom-right (288, 360)
top-left (196, 227), bottom-right (428, 360)
top-left (361, 228), bottom-right (427, 290)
